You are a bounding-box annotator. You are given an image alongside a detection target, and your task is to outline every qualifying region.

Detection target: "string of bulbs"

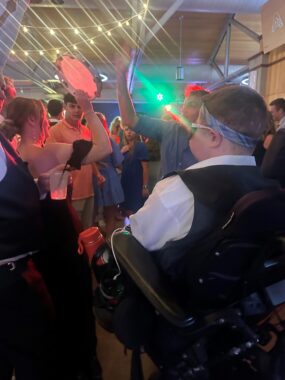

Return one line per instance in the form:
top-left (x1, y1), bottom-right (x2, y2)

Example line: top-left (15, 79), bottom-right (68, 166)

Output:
top-left (10, 6), bottom-right (147, 57)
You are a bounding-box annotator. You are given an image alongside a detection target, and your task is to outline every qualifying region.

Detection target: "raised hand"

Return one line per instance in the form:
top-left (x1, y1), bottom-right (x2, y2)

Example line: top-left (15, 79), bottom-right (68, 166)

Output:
top-left (114, 46), bottom-right (132, 76)
top-left (73, 90), bottom-right (93, 114)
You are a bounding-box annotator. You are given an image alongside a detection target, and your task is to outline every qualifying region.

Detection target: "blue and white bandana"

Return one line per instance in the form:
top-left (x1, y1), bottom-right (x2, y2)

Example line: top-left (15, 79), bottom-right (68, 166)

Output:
top-left (198, 104), bottom-right (259, 149)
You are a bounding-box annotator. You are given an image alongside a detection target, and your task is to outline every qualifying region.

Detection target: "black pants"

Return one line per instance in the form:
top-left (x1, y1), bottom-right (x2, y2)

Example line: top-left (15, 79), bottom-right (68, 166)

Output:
top-left (0, 259), bottom-right (55, 380)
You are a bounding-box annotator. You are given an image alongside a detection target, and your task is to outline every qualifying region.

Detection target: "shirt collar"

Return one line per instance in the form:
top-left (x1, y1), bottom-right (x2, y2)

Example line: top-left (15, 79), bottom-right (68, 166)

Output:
top-left (62, 119), bottom-right (81, 130)
top-left (186, 155), bottom-right (256, 171)
top-left (277, 116), bottom-right (285, 131)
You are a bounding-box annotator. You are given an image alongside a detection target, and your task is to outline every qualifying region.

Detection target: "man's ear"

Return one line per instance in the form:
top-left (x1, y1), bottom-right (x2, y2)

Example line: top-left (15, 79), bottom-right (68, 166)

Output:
top-left (208, 129), bottom-right (223, 147)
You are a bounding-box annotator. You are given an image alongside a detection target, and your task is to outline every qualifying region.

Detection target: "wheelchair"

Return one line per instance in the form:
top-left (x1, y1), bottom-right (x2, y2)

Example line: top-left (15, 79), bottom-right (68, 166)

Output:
top-left (94, 187), bottom-right (285, 380)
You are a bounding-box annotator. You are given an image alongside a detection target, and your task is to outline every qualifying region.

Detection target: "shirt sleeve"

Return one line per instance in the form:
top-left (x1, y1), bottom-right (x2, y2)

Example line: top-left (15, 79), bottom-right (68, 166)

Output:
top-left (134, 116), bottom-right (174, 142)
top-left (130, 175), bottom-right (195, 251)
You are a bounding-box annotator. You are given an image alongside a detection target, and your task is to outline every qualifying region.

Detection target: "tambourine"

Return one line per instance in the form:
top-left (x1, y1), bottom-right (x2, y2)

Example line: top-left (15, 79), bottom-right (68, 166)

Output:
top-left (55, 55), bottom-right (102, 99)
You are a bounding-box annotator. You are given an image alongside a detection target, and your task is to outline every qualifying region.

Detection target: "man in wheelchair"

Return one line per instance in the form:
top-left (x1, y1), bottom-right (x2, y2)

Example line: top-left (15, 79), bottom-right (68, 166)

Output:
top-left (95, 86), bottom-right (285, 379)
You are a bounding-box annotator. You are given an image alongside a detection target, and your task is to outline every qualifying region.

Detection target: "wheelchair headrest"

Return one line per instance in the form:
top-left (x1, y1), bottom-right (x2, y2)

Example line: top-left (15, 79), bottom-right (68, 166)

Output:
top-left (223, 187), bottom-right (285, 236)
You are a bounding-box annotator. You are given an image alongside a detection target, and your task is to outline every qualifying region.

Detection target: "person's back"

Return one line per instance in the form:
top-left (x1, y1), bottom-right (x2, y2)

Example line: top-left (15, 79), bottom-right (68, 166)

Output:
top-left (129, 85), bottom-right (277, 278)
top-left (47, 98), bottom-right (64, 127)
top-left (262, 98), bottom-right (285, 186)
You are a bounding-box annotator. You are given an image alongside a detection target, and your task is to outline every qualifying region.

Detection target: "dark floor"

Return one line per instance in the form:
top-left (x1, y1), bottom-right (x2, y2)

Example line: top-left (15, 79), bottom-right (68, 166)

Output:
top-left (96, 323), bottom-right (156, 380)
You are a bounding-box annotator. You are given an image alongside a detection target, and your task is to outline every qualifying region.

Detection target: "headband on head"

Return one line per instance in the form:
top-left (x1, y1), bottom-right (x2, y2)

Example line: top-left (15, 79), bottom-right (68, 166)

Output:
top-left (199, 104), bottom-right (258, 149)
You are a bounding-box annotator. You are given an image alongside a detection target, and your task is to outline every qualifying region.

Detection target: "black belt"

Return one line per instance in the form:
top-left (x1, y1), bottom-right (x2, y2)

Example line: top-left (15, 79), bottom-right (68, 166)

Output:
top-left (0, 256), bottom-right (32, 289)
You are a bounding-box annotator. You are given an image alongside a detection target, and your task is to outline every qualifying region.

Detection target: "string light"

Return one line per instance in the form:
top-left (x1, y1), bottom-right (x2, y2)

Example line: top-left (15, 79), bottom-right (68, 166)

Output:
top-left (14, 10), bottom-right (148, 56)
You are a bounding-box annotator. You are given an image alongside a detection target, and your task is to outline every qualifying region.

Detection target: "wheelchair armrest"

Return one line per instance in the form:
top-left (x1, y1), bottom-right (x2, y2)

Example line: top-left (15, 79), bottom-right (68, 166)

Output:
top-left (113, 232), bottom-right (195, 328)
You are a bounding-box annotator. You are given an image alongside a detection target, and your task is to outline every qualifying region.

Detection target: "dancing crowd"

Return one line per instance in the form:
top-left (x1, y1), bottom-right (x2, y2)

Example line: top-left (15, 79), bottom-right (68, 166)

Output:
top-left (1, 2), bottom-right (285, 380)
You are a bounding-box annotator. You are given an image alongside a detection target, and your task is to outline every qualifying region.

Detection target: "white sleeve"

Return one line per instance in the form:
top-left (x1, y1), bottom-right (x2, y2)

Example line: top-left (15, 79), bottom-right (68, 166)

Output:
top-left (130, 175), bottom-right (195, 251)
top-left (0, 143), bottom-right (7, 182)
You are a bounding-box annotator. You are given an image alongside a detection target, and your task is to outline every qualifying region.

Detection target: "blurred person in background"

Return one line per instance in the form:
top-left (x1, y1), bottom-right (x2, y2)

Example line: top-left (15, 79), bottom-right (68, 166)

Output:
top-left (115, 50), bottom-right (208, 177)
top-left (47, 99), bottom-right (64, 128)
top-left (93, 112), bottom-right (125, 237)
top-left (262, 98), bottom-right (285, 187)
top-left (109, 115), bottom-right (123, 145)
top-left (121, 126), bottom-right (149, 214)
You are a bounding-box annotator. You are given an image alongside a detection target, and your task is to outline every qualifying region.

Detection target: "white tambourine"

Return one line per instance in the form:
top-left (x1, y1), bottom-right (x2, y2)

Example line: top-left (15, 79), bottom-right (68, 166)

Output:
top-left (55, 55), bottom-right (102, 99)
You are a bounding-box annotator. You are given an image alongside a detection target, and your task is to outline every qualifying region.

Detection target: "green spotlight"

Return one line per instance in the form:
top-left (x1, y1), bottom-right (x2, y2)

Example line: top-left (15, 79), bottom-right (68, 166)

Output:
top-left (156, 93), bottom-right (164, 102)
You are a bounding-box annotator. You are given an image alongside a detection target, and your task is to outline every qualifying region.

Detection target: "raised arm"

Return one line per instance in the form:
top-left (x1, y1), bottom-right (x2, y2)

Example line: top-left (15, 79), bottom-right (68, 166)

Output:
top-left (115, 50), bottom-right (138, 128)
top-left (74, 90), bottom-right (111, 162)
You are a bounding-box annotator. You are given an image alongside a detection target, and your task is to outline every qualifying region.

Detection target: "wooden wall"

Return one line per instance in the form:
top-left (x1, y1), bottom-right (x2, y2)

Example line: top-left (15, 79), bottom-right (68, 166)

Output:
top-left (264, 45), bottom-right (285, 103)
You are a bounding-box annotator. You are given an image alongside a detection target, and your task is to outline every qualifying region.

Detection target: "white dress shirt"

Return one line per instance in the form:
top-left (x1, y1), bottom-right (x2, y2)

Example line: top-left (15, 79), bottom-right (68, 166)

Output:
top-left (277, 116), bottom-right (285, 131)
top-left (130, 155), bottom-right (256, 251)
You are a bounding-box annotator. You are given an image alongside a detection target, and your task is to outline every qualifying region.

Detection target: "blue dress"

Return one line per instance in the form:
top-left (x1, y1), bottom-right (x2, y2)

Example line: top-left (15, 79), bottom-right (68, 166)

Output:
top-left (94, 138), bottom-right (125, 206)
top-left (121, 142), bottom-right (149, 213)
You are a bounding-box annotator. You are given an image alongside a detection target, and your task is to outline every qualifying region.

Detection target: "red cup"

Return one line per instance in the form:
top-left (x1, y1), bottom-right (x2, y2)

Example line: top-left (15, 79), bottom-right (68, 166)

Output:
top-left (78, 227), bottom-right (105, 263)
